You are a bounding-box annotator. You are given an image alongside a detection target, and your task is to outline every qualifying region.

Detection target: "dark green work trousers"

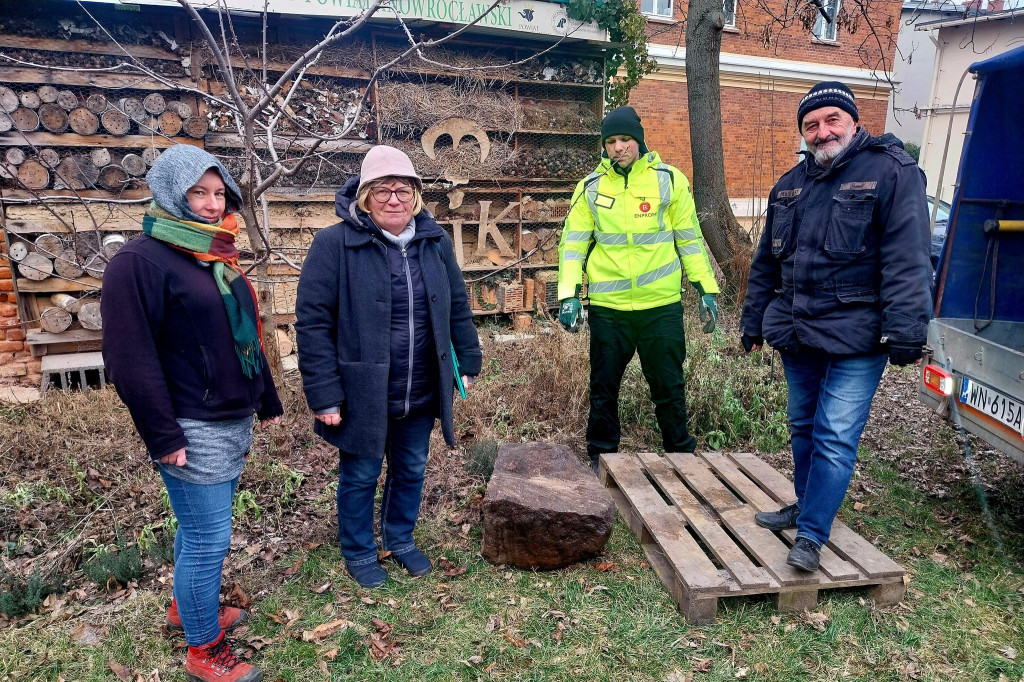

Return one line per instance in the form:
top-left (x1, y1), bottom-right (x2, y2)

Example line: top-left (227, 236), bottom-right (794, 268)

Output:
top-left (586, 302), bottom-right (697, 464)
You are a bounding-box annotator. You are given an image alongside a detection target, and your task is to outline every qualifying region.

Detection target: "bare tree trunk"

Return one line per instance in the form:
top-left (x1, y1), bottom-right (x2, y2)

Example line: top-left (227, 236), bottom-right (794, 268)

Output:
top-left (685, 0), bottom-right (753, 296)
top-left (238, 191), bottom-right (284, 379)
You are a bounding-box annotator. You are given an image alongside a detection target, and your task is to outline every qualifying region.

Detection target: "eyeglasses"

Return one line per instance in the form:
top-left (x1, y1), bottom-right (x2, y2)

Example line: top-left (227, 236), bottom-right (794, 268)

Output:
top-left (370, 186), bottom-right (415, 203)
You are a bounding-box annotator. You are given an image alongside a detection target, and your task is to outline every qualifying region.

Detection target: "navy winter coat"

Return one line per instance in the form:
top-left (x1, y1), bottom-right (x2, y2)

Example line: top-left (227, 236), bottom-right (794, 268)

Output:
top-left (741, 129), bottom-right (933, 355)
top-left (295, 177), bottom-right (482, 458)
top-left (102, 235), bottom-right (283, 460)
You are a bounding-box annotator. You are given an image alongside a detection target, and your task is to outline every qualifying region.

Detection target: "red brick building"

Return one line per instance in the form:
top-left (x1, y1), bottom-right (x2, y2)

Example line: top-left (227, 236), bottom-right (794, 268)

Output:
top-left (630, 0), bottom-right (901, 227)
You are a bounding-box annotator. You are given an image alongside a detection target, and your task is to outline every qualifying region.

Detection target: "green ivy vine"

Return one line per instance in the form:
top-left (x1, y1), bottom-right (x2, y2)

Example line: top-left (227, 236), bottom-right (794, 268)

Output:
top-left (566, 0), bottom-right (659, 109)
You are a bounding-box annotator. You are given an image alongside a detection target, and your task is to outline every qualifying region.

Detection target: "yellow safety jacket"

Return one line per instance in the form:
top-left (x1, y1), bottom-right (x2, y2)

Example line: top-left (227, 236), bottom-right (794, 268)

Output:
top-left (557, 151), bottom-right (720, 311)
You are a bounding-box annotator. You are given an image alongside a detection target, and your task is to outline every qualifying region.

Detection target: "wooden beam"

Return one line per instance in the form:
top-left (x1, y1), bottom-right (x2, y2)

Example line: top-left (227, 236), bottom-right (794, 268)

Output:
top-left (0, 66), bottom-right (201, 91)
top-left (0, 34), bottom-right (180, 61)
top-left (0, 131), bottom-right (203, 149)
top-left (0, 189), bottom-right (152, 201)
top-left (204, 133), bottom-right (372, 153)
top-left (17, 276), bottom-right (102, 292)
top-left (224, 54), bottom-right (371, 80)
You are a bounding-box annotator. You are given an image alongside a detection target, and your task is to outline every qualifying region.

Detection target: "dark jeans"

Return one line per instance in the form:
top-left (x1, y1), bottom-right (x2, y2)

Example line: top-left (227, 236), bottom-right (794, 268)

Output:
top-left (336, 406), bottom-right (436, 568)
top-left (780, 349), bottom-right (887, 547)
top-left (586, 302), bottom-right (696, 461)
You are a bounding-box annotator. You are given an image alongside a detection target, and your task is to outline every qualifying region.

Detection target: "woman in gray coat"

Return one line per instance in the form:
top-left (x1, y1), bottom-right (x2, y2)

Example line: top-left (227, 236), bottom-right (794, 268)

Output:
top-left (295, 145), bottom-right (481, 588)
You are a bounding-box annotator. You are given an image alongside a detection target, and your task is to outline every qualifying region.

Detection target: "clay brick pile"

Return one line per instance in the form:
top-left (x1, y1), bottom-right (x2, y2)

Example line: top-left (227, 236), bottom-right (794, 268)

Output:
top-left (0, 243), bottom-right (40, 385)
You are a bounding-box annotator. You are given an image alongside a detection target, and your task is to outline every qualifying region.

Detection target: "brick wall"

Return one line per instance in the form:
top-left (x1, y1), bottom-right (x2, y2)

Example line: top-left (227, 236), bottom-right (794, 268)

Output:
top-left (0, 243), bottom-right (41, 386)
top-left (645, 0), bottom-right (901, 70)
top-left (631, 82), bottom-right (890, 197)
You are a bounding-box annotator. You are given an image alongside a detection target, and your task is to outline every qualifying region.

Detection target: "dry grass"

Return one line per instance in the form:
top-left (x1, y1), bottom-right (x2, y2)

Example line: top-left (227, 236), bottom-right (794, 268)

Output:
top-left (376, 82), bottom-right (523, 135)
top-left (384, 137), bottom-right (517, 181)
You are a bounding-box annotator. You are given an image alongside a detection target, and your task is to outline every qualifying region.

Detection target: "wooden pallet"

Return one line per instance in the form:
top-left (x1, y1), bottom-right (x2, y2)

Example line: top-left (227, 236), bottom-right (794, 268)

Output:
top-left (600, 452), bottom-right (907, 623)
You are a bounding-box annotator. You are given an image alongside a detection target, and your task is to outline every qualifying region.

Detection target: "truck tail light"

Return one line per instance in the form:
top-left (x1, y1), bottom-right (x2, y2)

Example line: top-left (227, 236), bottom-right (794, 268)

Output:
top-left (923, 364), bottom-right (954, 397)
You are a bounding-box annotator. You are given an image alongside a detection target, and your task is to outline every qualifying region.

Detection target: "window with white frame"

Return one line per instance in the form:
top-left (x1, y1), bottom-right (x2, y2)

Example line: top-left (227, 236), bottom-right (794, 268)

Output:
top-left (641, 0), bottom-right (673, 19)
top-left (813, 0), bottom-right (840, 42)
top-left (723, 0), bottom-right (737, 27)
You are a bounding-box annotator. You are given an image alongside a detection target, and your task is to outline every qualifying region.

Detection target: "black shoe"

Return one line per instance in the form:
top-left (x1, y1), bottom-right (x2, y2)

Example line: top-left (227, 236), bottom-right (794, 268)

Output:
top-left (786, 537), bottom-right (820, 572)
top-left (754, 503), bottom-right (801, 530)
top-left (590, 456), bottom-right (600, 474)
top-left (392, 547), bottom-right (433, 577)
top-left (346, 560), bottom-right (387, 588)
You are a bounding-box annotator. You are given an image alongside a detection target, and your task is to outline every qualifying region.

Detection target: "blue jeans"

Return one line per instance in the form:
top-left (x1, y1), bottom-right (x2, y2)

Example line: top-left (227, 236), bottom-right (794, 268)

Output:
top-left (780, 350), bottom-right (887, 548)
top-left (336, 407), bottom-right (436, 568)
top-left (159, 471), bottom-right (238, 647)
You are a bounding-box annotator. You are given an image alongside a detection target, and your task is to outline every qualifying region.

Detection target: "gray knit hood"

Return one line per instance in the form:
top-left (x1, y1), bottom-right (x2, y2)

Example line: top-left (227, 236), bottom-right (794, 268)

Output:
top-left (146, 144), bottom-right (243, 223)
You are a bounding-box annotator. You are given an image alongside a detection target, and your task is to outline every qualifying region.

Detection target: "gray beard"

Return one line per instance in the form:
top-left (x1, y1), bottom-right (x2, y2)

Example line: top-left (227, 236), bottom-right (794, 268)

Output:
top-left (811, 126), bottom-right (856, 166)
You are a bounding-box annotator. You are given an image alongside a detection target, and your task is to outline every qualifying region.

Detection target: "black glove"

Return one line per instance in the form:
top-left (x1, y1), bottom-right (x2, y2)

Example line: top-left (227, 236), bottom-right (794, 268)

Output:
top-left (741, 334), bottom-right (763, 353)
top-left (887, 341), bottom-right (923, 366)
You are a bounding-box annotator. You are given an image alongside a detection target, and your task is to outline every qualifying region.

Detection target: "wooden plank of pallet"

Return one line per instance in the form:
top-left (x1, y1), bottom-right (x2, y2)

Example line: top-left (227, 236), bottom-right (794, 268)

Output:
top-left (602, 453), bottom-right (725, 594)
top-left (703, 452), bottom-right (861, 582)
top-left (0, 132), bottom-right (202, 149)
top-left (636, 452), bottom-right (772, 591)
top-left (666, 453), bottom-right (744, 512)
top-left (0, 66), bottom-right (201, 91)
top-left (663, 453), bottom-right (817, 587)
top-left (730, 452), bottom-right (905, 580)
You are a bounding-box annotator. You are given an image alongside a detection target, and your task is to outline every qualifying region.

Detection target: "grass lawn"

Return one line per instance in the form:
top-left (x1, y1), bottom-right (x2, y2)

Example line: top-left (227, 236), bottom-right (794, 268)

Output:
top-left (2, 310), bottom-right (1023, 681)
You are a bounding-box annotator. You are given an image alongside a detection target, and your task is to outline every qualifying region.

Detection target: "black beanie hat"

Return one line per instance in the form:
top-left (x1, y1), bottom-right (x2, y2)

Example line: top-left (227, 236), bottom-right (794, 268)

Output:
top-left (797, 81), bottom-right (859, 129)
top-left (601, 106), bottom-right (649, 154)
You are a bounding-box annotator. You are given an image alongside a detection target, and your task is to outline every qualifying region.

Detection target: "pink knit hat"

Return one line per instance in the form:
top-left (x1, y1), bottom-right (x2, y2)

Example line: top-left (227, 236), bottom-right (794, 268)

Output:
top-left (358, 145), bottom-right (422, 195)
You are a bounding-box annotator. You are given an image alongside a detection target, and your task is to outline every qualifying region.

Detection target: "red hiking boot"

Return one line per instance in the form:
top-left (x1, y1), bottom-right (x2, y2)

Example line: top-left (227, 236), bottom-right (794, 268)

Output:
top-left (185, 631), bottom-right (262, 682)
top-left (167, 599), bottom-right (249, 633)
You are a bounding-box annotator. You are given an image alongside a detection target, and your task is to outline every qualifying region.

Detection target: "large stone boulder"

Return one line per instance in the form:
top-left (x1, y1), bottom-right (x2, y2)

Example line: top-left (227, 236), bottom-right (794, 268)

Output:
top-left (481, 442), bottom-right (615, 569)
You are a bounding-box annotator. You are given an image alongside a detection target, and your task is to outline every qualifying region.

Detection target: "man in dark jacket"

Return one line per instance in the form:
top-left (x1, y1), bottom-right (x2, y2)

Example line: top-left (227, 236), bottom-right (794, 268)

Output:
top-left (740, 82), bottom-right (932, 572)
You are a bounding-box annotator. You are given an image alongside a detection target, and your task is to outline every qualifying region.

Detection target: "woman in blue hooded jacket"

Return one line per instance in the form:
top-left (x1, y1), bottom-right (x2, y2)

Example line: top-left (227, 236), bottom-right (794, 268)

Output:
top-left (295, 145), bottom-right (482, 588)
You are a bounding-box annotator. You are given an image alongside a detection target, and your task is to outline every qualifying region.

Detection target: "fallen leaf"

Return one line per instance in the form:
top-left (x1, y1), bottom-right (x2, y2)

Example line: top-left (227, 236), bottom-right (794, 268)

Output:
top-left (485, 615), bottom-right (501, 633)
top-left (664, 671), bottom-right (691, 682)
top-left (502, 632), bottom-right (527, 648)
top-left (770, 616), bottom-right (782, 626)
top-left (964, 598), bottom-right (976, 607)
top-left (246, 635), bottom-right (276, 650)
top-left (853, 502), bottom-right (867, 512)
top-left (465, 655), bottom-right (484, 664)
top-left (998, 645), bottom-right (1017, 660)
top-left (930, 552), bottom-right (948, 565)
top-left (691, 658), bottom-right (714, 673)
top-left (107, 661), bottom-right (133, 681)
top-left (361, 597), bottom-right (377, 605)
top-left (224, 582), bottom-right (253, 610)
top-left (735, 667), bottom-right (749, 679)
top-left (282, 557), bottom-right (306, 578)
top-left (462, 523), bottom-right (472, 534)
top-left (553, 620), bottom-right (566, 642)
top-left (300, 618), bottom-right (354, 642)
top-left (324, 647), bottom-right (339, 660)
top-left (595, 562), bottom-right (616, 572)
top-left (801, 611), bottom-right (829, 632)
top-left (313, 582), bottom-right (332, 594)
top-left (70, 622), bottom-right (103, 646)
top-left (318, 660), bottom-right (329, 675)
top-left (444, 563), bottom-right (468, 577)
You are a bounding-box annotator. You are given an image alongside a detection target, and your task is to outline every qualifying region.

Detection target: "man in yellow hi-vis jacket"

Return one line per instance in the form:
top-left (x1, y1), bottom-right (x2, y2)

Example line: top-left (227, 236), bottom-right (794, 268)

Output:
top-left (557, 106), bottom-right (720, 471)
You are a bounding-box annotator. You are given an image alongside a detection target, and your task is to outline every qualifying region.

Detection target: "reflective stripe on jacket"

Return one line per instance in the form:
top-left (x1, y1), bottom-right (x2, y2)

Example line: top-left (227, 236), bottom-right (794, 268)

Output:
top-left (557, 151), bottom-right (720, 311)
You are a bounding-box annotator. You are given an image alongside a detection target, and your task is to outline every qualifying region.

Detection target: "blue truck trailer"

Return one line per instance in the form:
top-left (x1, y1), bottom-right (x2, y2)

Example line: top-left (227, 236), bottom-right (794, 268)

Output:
top-left (919, 45), bottom-right (1024, 465)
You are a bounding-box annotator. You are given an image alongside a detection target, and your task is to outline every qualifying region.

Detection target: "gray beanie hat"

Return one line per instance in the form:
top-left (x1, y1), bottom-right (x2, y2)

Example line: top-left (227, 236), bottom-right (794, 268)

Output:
top-left (146, 144), bottom-right (243, 223)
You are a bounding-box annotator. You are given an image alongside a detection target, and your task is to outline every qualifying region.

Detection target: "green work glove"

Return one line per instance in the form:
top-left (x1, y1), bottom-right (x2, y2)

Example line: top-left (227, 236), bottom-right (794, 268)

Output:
top-left (698, 293), bottom-right (718, 334)
top-left (559, 285), bottom-right (583, 333)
